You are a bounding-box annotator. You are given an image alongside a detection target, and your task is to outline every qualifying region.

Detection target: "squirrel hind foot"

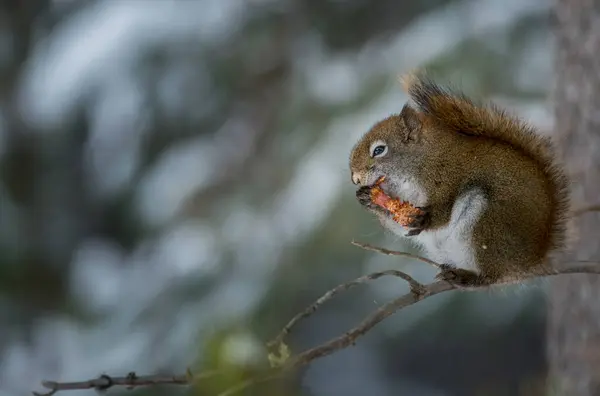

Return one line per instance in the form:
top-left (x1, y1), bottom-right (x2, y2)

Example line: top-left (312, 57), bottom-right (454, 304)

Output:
top-left (435, 264), bottom-right (492, 289)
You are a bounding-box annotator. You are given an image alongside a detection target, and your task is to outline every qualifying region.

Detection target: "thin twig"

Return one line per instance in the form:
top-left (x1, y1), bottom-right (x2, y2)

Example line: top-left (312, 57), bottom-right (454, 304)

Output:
top-left (267, 269), bottom-right (426, 350)
top-left (284, 280), bottom-right (451, 368)
top-left (574, 204), bottom-right (600, 216)
top-left (548, 261), bottom-right (600, 275)
top-left (33, 370), bottom-right (219, 396)
top-left (351, 240), bottom-right (441, 269)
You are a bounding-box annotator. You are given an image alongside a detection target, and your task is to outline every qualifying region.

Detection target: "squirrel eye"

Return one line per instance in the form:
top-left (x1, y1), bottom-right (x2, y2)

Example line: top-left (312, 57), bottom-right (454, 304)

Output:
top-left (373, 146), bottom-right (386, 156)
top-left (370, 142), bottom-right (388, 158)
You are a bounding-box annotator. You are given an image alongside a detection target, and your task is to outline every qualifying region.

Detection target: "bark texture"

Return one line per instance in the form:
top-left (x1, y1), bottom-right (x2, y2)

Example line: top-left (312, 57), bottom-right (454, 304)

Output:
top-left (548, 0), bottom-right (600, 394)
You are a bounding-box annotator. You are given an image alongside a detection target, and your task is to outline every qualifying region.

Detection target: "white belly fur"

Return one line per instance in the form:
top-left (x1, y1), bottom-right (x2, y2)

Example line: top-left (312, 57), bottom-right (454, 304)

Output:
top-left (384, 187), bottom-right (488, 272)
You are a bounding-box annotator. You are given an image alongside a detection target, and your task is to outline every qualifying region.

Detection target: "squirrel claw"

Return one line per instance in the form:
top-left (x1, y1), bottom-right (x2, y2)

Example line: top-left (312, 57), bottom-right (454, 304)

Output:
top-left (405, 228), bottom-right (422, 236)
top-left (404, 206), bottom-right (431, 236)
top-left (435, 264), bottom-right (482, 289)
top-left (356, 186), bottom-right (374, 207)
top-left (356, 186), bottom-right (385, 213)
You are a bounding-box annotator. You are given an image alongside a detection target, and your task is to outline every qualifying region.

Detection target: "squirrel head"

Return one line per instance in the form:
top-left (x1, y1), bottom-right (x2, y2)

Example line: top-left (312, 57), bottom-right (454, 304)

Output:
top-left (349, 103), bottom-right (431, 193)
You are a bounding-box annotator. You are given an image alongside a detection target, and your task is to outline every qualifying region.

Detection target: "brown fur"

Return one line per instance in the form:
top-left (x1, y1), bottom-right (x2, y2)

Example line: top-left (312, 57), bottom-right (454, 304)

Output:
top-left (349, 74), bottom-right (570, 286)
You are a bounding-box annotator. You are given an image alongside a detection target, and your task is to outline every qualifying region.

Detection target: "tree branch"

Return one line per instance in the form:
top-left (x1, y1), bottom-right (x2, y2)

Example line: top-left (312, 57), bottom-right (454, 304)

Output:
top-left (284, 265), bottom-right (600, 362)
top-left (282, 280), bottom-right (451, 367)
top-left (33, 371), bottom-right (202, 396)
top-left (350, 240), bottom-right (441, 269)
top-left (267, 268), bottom-right (426, 352)
top-left (32, 242), bottom-right (600, 396)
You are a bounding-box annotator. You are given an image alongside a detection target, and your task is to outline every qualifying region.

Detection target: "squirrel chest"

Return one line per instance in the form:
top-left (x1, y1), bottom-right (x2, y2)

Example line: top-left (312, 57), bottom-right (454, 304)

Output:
top-left (382, 185), bottom-right (489, 272)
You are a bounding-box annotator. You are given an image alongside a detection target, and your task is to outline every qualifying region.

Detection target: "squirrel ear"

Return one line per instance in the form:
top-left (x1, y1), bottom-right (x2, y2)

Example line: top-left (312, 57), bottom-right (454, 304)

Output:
top-left (399, 104), bottom-right (422, 142)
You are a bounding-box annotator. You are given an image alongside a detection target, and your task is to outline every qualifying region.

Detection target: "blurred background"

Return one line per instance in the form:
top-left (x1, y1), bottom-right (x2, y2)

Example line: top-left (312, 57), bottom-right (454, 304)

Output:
top-left (0, 0), bottom-right (559, 395)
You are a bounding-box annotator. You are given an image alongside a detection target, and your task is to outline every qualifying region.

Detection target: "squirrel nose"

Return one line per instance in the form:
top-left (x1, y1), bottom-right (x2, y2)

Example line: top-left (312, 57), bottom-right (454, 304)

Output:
top-left (351, 172), bottom-right (362, 185)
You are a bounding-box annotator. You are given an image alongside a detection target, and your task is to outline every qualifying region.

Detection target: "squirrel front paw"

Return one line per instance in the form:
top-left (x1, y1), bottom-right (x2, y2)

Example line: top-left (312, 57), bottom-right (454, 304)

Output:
top-left (404, 206), bottom-right (431, 236)
top-left (356, 186), bottom-right (385, 213)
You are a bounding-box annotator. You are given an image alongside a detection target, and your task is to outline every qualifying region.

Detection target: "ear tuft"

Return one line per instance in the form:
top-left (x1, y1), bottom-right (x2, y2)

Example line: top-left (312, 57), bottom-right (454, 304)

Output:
top-left (398, 71), bottom-right (419, 93)
top-left (398, 69), bottom-right (427, 93)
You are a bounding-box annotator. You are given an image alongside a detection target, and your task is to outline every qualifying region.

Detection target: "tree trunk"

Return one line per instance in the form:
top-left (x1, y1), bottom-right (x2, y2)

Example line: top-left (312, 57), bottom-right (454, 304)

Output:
top-left (547, 0), bottom-right (600, 394)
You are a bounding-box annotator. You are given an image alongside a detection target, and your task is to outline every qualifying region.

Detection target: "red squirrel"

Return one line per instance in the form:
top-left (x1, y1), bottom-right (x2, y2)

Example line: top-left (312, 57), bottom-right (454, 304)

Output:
top-left (349, 74), bottom-right (570, 287)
